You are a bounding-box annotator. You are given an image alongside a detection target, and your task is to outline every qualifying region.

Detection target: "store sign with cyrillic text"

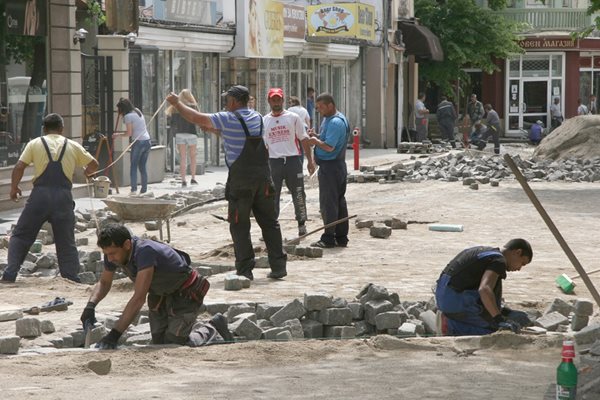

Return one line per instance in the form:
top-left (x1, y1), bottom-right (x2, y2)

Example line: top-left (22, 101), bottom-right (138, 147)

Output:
top-left (284, 4), bottom-right (306, 39)
top-left (518, 38), bottom-right (578, 50)
top-left (307, 3), bottom-right (375, 41)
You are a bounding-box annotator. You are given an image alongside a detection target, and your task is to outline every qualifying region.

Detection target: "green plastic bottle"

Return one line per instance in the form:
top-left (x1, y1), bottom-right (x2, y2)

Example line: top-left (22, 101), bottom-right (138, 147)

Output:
top-left (556, 340), bottom-right (577, 400)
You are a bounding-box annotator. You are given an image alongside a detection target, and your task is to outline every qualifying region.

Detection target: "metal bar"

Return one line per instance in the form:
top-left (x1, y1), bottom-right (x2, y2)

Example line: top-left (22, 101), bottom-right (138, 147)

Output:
top-left (504, 154), bottom-right (600, 308)
top-left (286, 214), bottom-right (357, 246)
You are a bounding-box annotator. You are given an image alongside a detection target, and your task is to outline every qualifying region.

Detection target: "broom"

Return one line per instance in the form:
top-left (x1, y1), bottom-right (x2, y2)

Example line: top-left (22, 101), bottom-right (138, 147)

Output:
top-left (555, 268), bottom-right (600, 294)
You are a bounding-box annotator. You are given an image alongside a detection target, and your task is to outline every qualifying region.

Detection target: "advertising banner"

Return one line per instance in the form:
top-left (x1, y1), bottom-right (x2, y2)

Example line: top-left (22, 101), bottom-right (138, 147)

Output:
top-left (246, 0), bottom-right (284, 58)
top-left (307, 3), bottom-right (375, 42)
top-left (284, 4), bottom-right (306, 39)
top-left (5, 0), bottom-right (47, 37)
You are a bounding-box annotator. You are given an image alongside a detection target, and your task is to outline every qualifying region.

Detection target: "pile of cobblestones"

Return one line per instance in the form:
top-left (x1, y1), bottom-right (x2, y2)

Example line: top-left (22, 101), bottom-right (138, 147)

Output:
top-left (349, 152), bottom-right (600, 185)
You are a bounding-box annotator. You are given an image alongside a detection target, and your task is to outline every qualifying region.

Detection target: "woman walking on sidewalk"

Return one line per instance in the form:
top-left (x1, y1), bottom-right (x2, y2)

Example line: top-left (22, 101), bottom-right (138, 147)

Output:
top-left (115, 98), bottom-right (151, 195)
top-left (166, 89), bottom-right (199, 187)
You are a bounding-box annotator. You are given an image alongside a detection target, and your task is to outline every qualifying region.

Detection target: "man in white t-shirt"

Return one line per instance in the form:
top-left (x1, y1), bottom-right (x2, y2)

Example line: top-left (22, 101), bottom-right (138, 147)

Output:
top-left (263, 88), bottom-right (316, 236)
top-left (287, 96), bottom-right (311, 130)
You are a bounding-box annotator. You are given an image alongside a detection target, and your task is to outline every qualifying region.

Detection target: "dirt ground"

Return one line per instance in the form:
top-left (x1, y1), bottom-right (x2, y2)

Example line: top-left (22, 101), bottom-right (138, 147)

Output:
top-left (1, 145), bottom-right (599, 399)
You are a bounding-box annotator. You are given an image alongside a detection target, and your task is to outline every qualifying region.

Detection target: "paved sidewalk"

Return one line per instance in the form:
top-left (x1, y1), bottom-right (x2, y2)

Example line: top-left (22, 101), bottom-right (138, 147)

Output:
top-left (0, 148), bottom-right (414, 233)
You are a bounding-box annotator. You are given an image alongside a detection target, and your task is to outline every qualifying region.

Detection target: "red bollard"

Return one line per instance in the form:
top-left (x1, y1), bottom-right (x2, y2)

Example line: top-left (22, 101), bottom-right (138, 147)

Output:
top-left (352, 128), bottom-right (360, 170)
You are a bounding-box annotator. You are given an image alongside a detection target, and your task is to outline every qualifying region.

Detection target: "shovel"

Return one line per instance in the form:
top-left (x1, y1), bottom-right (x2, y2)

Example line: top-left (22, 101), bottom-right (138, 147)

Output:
top-left (556, 268), bottom-right (600, 294)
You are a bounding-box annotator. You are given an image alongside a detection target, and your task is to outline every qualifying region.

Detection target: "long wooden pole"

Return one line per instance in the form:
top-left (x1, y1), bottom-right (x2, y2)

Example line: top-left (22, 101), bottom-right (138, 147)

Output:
top-left (286, 215), bottom-right (357, 245)
top-left (504, 154), bottom-right (600, 308)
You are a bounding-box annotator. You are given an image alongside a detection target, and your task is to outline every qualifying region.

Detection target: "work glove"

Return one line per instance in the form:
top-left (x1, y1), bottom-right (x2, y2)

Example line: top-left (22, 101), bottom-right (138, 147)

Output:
top-left (80, 301), bottom-right (97, 330)
top-left (95, 328), bottom-right (122, 350)
top-left (492, 314), bottom-right (521, 334)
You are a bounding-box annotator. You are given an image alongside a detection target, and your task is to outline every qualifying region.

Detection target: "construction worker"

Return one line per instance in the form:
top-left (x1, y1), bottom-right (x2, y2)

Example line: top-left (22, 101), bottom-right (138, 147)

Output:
top-left (307, 93), bottom-right (350, 249)
top-left (166, 85), bottom-right (287, 280)
top-left (81, 224), bottom-right (231, 349)
top-left (263, 87), bottom-right (315, 237)
top-left (1, 113), bottom-right (98, 283)
top-left (435, 238), bottom-right (532, 336)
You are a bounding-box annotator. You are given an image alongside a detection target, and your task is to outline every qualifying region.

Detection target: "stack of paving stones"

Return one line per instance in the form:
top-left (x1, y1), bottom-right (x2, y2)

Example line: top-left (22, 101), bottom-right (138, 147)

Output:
top-left (354, 216), bottom-right (407, 239)
top-left (349, 152), bottom-right (600, 185)
top-left (397, 142), bottom-right (435, 154)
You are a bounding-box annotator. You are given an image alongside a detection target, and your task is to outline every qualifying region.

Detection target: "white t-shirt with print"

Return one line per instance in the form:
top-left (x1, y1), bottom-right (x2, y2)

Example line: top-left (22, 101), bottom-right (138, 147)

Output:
top-left (263, 110), bottom-right (307, 158)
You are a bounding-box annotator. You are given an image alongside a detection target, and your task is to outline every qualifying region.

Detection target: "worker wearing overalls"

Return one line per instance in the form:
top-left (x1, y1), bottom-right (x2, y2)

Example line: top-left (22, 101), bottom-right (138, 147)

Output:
top-left (165, 86), bottom-right (287, 281)
top-left (1, 113), bottom-right (98, 283)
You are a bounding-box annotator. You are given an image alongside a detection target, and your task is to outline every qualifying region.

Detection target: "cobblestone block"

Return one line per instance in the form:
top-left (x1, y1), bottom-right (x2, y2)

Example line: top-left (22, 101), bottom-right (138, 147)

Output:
top-left (348, 302), bottom-right (364, 320)
top-left (304, 293), bottom-right (333, 311)
top-left (230, 317), bottom-right (263, 340)
top-left (364, 300), bottom-right (394, 325)
top-left (300, 319), bottom-right (323, 339)
top-left (0, 336), bottom-right (20, 354)
top-left (224, 274), bottom-right (244, 291)
top-left (535, 311), bottom-right (569, 331)
top-left (282, 319), bottom-right (304, 339)
top-left (571, 314), bottom-right (590, 332)
top-left (256, 303), bottom-right (284, 320)
top-left (227, 304), bottom-right (256, 323)
top-left (262, 327), bottom-right (291, 340)
top-left (270, 299), bottom-right (306, 326)
top-left (324, 325), bottom-right (356, 339)
top-left (15, 317), bottom-right (41, 338)
top-left (574, 299), bottom-right (594, 317)
top-left (319, 308), bottom-right (352, 326)
top-left (370, 225), bottom-right (392, 239)
top-left (375, 312), bottom-right (405, 331)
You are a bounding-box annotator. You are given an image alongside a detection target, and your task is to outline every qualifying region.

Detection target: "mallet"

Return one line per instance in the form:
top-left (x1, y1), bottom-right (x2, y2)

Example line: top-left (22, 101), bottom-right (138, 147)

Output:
top-left (556, 268), bottom-right (600, 294)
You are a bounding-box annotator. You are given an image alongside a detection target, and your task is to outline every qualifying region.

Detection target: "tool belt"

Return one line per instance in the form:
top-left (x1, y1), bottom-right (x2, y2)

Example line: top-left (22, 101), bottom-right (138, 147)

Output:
top-left (179, 270), bottom-right (210, 305)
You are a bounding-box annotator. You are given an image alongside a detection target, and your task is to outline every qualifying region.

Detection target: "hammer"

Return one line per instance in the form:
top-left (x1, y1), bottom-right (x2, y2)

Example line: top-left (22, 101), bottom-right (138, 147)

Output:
top-left (555, 268), bottom-right (600, 294)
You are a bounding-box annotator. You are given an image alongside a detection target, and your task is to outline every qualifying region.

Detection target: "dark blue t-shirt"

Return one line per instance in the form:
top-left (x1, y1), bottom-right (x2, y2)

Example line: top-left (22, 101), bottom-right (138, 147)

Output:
top-left (442, 246), bottom-right (507, 292)
top-left (104, 237), bottom-right (189, 278)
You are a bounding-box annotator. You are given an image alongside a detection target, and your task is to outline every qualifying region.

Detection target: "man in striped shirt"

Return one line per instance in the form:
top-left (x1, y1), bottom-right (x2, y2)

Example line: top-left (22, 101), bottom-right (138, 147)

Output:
top-left (166, 86), bottom-right (287, 280)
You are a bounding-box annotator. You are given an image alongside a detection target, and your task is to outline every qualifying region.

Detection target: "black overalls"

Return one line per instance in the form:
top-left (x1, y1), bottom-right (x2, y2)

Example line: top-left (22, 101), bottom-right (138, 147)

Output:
top-left (3, 138), bottom-right (81, 282)
top-left (226, 112), bottom-right (287, 279)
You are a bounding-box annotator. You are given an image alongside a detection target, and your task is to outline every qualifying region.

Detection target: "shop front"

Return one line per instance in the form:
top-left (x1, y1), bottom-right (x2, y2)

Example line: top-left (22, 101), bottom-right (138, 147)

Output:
top-left (0, 0), bottom-right (48, 166)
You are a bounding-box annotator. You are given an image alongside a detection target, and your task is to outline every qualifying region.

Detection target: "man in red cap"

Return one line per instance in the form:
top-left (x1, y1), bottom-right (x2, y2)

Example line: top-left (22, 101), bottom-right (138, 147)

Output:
top-left (263, 88), bottom-right (316, 237)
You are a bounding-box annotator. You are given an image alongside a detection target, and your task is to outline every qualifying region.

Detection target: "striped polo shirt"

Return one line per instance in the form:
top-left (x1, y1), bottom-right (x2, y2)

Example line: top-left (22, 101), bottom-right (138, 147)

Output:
top-left (210, 109), bottom-right (263, 166)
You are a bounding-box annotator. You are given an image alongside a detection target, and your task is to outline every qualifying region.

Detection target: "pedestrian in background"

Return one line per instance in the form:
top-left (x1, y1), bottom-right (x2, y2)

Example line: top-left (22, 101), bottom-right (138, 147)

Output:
top-left (288, 95), bottom-right (311, 130)
top-left (577, 98), bottom-right (589, 115)
top-left (465, 93), bottom-right (484, 133)
top-left (166, 89), bottom-right (199, 187)
top-left (589, 94), bottom-right (597, 114)
top-left (414, 92), bottom-right (429, 142)
top-left (436, 96), bottom-right (457, 148)
top-left (115, 98), bottom-right (151, 195)
top-left (263, 88), bottom-right (315, 237)
top-left (483, 104), bottom-right (501, 155)
top-left (550, 97), bottom-right (563, 130)
top-left (307, 87), bottom-right (315, 128)
top-left (308, 93), bottom-right (350, 249)
top-left (166, 85), bottom-right (287, 280)
top-left (529, 120), bottom-right (544, 145)
top-left (1, 113), bottom-right (98, 283)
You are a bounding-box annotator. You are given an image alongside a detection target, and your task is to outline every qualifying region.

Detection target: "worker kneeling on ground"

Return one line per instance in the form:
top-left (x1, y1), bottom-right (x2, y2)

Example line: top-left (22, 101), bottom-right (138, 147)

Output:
top-left (81, 224), bottom-right (232, 349)
top-left (435, 238), bottom-right (533, 336)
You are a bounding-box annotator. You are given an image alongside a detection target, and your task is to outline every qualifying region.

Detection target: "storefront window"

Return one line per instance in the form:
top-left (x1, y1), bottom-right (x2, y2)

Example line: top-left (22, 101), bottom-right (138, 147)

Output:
top-left (1, 1), bottom-right (48, 165)
top-left (522, 56), bottom-right (549, 78)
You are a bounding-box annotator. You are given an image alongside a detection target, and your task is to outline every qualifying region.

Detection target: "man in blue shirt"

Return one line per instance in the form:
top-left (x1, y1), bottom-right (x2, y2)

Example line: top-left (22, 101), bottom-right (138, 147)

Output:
top-left (308, 93), bottom-right (350, 248)
top-left (166, 86), bottom-right (287, 280)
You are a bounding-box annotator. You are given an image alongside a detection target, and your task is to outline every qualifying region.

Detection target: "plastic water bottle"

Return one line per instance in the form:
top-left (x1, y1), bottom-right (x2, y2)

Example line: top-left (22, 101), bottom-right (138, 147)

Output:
top-left (556, 340), bottom-right (577, 400)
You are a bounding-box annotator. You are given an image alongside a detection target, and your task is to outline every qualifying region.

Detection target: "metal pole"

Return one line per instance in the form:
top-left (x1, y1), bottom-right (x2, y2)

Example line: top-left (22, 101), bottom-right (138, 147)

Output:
top-left (504, 154), bottom-right (600, 308)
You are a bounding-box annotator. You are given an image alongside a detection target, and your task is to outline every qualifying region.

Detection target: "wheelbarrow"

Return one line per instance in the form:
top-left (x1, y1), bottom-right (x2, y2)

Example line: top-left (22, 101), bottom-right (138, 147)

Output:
top-left (102, 197), bottom-right (178, 242)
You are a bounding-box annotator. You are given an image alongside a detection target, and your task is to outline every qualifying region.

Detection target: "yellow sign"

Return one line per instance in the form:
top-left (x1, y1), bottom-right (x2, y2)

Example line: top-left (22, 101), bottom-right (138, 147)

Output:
top-left (247, 0), bottom-right (284, 58)
top-left (307, 3), bottom-right (375, 41)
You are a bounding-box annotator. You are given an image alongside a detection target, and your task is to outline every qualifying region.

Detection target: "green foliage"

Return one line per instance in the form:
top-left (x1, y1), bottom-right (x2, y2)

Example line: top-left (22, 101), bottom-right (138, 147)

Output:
top-left (4, 36), bottom-right (43, 73)
top-left (86, 0), bottom-right (106, 26)
top-left (415, 0), bottom-right (525, 95)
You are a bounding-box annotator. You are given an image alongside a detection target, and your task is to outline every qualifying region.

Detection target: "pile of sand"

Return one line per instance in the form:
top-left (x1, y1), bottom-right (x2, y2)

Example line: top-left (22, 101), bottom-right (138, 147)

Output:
top-left (533, 115), bottom-right (600, 161)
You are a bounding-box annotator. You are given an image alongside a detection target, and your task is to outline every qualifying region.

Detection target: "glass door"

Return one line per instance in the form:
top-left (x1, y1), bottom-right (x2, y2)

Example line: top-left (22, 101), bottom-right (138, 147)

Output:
top-left (521, 80), bottom-right (548, 129)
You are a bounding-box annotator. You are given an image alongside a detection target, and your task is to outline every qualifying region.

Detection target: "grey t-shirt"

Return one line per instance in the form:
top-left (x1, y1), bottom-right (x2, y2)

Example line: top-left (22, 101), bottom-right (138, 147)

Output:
top-left (123, 111), bottom-right (151, 141)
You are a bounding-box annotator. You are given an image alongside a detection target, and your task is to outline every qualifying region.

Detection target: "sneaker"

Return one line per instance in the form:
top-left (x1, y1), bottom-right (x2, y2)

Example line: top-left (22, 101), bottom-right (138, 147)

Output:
top-left (209, 313), bottom-right (234, 343)
top-left (335, 241), bottom-right (348, 248)
top-left (310, 240), bottom-right (334, 249)
top-left (267, 270), bottom-right (287, 279)
top-left (298, 224), bottom-right (307, 236)
top-left (190, 179), bottom-right (198, 184)
top-left (129, 190), bottom-right (137, 196)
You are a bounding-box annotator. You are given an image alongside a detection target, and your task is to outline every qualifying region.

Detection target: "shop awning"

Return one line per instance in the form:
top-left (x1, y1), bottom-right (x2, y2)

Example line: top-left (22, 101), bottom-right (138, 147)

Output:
top-left (397, 21), bottom-right (443, 62)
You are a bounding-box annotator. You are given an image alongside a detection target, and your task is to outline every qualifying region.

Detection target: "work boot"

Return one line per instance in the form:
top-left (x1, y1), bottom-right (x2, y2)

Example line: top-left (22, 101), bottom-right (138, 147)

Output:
top-left (267, 270), bottom-right (287, 279)
top-left (209, 313), bottom-right (234, 343)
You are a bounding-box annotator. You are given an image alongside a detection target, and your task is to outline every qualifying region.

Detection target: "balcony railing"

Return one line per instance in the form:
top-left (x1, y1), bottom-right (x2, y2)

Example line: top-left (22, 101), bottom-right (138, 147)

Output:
top-left (495, 8), bottom-right (593, 32)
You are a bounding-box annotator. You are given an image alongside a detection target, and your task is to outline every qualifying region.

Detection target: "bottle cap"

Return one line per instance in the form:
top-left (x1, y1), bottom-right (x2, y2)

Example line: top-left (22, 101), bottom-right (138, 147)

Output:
top-left (562, 340), bottom-right (575, 359)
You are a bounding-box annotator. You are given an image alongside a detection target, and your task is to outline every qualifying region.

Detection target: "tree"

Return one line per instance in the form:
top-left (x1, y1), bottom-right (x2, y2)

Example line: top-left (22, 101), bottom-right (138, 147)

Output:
top-left (415, 0), bottom-right (525, 96)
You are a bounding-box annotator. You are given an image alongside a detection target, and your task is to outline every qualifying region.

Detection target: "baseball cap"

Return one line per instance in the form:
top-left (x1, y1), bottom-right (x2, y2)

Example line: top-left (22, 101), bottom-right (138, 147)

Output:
top-left (221, 85), bottom-right (250, 102)
top-left (268, 88), bottom-right (284, 99)
top-left (536, 120), bottom-right (543, 125)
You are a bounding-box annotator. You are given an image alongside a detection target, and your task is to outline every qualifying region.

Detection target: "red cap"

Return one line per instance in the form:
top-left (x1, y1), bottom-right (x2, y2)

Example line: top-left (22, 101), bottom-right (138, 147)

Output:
top-left (268, 88), bottom-right (284, 99)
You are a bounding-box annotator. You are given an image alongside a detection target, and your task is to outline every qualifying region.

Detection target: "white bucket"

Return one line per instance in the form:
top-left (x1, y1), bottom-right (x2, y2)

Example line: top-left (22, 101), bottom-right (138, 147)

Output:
top-left (93, 176), bottom-right (111, 198)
